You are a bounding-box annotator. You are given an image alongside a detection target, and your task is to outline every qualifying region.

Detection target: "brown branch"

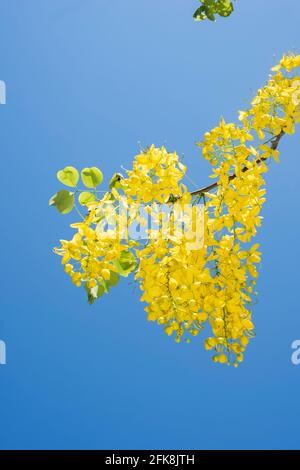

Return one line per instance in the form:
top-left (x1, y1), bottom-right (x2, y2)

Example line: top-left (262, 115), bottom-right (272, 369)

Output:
top-left (190, 131), bottom-right (285, 197)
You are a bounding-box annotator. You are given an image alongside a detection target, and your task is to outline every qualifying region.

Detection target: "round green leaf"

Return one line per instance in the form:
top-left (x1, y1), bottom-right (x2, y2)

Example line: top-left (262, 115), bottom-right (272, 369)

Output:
top-left (81, 167), bottom-right (103, 188)
top-left (85, 282), bottom-right (105, 305)
top-left (113, 251), bottom-right (136, 277)
top-left (193, 6), bottom-right (206, 20)
top-left (57, 166), bottom-right (79, 187)
top-left (107, 271), bottom-right (120, 287)
top-left (49, 189), bottom-right (74, 214)
top-left (78, 191), bottom-right (96, 206)
top-left (109, 173), bottom-right (124, 190)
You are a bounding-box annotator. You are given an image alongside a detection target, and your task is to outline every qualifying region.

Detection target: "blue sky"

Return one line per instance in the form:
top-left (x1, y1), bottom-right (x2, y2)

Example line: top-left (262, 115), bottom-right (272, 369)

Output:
top-left (0, 0), bottom-right (300, 450)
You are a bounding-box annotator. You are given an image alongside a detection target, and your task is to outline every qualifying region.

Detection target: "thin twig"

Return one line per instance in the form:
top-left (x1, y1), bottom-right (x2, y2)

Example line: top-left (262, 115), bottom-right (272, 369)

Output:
top-left (190, 131), bottom-right (285, 197)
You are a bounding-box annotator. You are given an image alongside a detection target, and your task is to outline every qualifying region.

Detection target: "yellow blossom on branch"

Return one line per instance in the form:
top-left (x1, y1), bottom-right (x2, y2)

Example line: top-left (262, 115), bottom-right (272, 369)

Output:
top-left (50, 54), bottom-right (300, 366)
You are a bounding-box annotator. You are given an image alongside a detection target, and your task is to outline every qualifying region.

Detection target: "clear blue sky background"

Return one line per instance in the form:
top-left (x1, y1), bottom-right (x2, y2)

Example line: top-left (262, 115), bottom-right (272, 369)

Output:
top-left (0, 0), bottom-right (300, 450)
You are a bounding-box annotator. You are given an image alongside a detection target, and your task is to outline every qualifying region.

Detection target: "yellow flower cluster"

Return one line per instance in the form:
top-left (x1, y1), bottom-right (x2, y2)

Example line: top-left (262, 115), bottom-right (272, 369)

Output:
top-left (196, 54), bottom-right (300, 364)
top-left (135, 228), bottom-right (211, 343)
top-left (53, 54), bottom-right (300, 365)
top-left (272, 53), bottom-right (300, 73)
top-left (54, 195), bottom-right (136, 303)
top-left (124, 146), bottom-right (187, 204)
top-left (240, 56), bottom-right (300, 139)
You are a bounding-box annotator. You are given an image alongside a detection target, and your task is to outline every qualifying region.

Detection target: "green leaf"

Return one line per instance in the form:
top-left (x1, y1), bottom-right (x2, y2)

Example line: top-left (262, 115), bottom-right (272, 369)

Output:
top-left (98, 277), bottom-right (109, 293)
top-left (217, 0), bottom-right (233, 17)
top-left (81, 167), bottom-right (103, 188)
top-left (205, 6), bottom-right (216, 21)
top-left (78, 191), bottom-right (96, 206)
top-left (193, 6), bottom-right (207, 20)
top-left (113, 251), bottom-right (136, 277)
top-left (109, 173), bottom-right (124, 190)
top-left (49, 190), bottom-right (74, 214)
top-left (57, 166), bottom-right (79, 187)
top-left (85, 283), bottom-right (105, 305)
top-left (106, 271), bottom-right (120, 288)
top-left (86, 287), bottom-right (96, 305)
top-left (92, 272), bottom-right (120, 293)
top-left (95, 284), bottom-right (105, 298)
top-left (194, 0), bottom-right (234, 21)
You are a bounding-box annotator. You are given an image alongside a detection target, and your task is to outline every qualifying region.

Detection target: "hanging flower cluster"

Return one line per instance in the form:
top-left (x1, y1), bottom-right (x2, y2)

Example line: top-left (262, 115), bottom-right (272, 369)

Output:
top-left (50, 54), bottom-right (300, 365)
